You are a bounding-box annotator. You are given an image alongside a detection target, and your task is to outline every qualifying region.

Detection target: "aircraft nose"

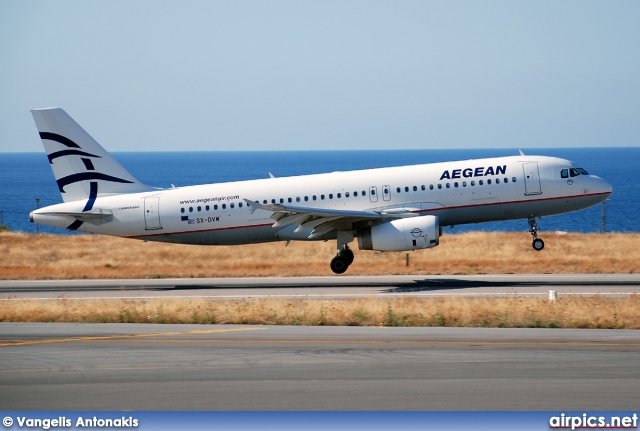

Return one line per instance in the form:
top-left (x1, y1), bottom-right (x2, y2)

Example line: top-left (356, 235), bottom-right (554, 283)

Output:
top-left (592, 176), bottom-right (612, 198)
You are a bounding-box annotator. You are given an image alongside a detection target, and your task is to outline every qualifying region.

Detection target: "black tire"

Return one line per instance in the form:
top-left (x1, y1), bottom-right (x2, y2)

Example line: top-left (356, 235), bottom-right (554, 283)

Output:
top-left (532, 238), bottom-right (545, 251)
top-left (341, 249), bottom-right (355, 265)
top-left (330, 255), bottom-right (349, 274)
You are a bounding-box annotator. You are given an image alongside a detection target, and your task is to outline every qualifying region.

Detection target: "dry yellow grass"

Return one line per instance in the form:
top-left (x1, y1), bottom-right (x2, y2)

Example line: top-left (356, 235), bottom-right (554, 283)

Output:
top-left (1, 231), bottom-right (639, 279)
top-left (1, 296), bottom-right (638, 329)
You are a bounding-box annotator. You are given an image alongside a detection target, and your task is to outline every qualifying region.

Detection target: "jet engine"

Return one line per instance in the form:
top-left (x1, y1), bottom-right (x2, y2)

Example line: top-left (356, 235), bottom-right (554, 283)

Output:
top-left (357, 215), bottom-right (440, 251)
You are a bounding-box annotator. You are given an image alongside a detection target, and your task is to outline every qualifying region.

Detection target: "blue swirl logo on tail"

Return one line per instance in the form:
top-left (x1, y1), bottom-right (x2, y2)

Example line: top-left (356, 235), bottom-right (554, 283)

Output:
top-left (40, 132), bottom-right (134, 230)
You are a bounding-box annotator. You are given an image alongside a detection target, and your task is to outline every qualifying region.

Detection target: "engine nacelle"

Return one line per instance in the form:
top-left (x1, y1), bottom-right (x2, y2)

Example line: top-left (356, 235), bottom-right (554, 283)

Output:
top-left (357, 215), bottom-right (440, 251)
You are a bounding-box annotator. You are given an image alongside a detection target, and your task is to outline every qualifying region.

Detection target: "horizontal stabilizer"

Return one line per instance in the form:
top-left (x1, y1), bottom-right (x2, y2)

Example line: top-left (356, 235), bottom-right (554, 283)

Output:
top-left (30, 209), bottom-right (113, 226)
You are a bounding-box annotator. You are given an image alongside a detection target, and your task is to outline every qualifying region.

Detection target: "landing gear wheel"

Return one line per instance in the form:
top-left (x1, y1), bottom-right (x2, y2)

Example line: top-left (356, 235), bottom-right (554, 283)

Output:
top-left (527, 217), bottom-right (544, 251)
top-left (340, 249), bottom-right (354, 266)
top-left (532, 238), bottom-right (545, 251)
top-left (330, 255), bottom-right (349, 274)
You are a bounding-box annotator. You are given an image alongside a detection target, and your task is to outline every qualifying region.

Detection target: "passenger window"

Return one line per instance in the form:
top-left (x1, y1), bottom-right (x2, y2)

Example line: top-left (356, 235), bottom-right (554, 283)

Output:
top-left (214, 205), bottom-right (218, 210)
top-left (206, 205), bottom-right (210, 211)
top-left (362, 190), bottom-right (367, 196)
top-left (288, 197), bottom-right (292, 203)
top-left (413, 186), bottom-right (417, 191)
top-left (446, 183), bottom-right (451, 188)
top-left (239, 202), bottom-right (243, 208)
top-left (438, 184), bottom-right (442, 189)
top-left (321, 194), bottom-right (325, 200)
top-left (479, 180), bottom-right (483, 186)
top-left (304, 196), bottom-right (308, 201)
top-left (429, 185), bottom-right (434, 190)
top-left (462, 181), bottom-right (467, 187)
top-left (496, 178), bottom-right (500, 184)
top-left (345, 192), bottom-right (350, 198)
top-left (222, 204), bottom-right (226, 209)
top-left (561, 169), bottom-right (569, 179)
top-left (189, 207), bottom-right (193, 212)
top-left (512, 177), bottom-right (517, 182)
top-left (329, 194), bottom-right (333, 199)
top-left (354, 191), bottom-right (358, 197)
top-left (396, 187), bottom-right (401, 193)
top-left (504, 178), bottom-right (508, 183)
top-left (422, 185), bottom-right (426, 191)
top-left (296, 197), bottom-right (300, 202)
top-left (454, 182), bottom-right (459, 188)
top-left (230, 203), bottom-right (234, 209)
top-left (470, 181), bottom-right (475, 186)
top-left (487, 179), bottom-right (492, 185)
top-left (181, 208), bottom-right (185, 213)
top-left (405, 186), bottom-right (409, 192)
top-left (337, 193), bottom-right (341, 199)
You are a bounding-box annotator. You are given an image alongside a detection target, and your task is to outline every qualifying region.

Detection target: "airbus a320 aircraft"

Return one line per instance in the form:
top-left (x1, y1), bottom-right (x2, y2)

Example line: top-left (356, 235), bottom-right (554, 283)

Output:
top-left (30, 108), bottom-right (612, 274)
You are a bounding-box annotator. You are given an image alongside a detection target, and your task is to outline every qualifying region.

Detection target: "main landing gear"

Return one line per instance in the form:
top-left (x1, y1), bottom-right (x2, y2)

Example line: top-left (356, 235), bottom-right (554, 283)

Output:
top-left (330, 246), bottom-right (354, 274)
top-left (528, 217), bottom-right (544, 251)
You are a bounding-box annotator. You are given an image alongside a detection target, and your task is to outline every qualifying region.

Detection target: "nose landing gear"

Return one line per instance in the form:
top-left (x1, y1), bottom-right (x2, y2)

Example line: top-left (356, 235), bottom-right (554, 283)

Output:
top-left (528, 217), bottom-right (544, 251)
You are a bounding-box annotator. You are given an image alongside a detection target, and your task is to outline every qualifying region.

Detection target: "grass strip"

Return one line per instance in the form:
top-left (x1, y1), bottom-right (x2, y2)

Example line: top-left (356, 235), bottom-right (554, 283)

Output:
top-left (1, 296), bottom-right (638, 329)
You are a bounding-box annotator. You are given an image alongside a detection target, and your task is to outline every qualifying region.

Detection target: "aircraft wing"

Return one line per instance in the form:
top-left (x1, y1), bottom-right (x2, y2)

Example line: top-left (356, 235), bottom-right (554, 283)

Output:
top-left (244, 199), bottom-right (416, 238)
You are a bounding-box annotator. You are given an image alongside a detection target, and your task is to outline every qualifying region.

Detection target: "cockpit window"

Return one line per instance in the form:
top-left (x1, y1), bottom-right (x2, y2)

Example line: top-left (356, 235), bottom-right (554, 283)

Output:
top-left (562, 167), bottom-right (590, 178)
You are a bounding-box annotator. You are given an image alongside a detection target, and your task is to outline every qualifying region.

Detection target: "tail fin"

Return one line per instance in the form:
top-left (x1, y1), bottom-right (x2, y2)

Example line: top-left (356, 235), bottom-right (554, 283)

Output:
top-left (31, 108), bottom-right (152, 204)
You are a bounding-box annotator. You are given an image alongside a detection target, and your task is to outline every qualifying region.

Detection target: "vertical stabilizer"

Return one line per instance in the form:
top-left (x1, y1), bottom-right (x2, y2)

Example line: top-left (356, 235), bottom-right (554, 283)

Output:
top-left (31, 108), bottom-right (152, 204)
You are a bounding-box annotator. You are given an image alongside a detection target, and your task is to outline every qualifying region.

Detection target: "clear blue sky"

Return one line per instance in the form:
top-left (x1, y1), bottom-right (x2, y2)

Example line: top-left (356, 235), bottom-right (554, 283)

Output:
top-left (1, 1), bottom-right (639, 152)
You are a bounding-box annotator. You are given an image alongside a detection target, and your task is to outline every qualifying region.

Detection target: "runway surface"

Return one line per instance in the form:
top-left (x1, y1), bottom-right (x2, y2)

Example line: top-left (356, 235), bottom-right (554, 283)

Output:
top-left (2, 275), bottom-right (638, 410)
top-left (1, 323), bottom-right (639, 410)
top-left (1, 274), bottom-right (640, 300)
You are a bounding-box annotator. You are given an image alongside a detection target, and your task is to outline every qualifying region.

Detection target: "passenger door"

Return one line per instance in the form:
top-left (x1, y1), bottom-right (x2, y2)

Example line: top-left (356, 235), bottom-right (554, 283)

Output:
top-left (523, 163), bottom-right (542, 195)
top-left (144, 197), bottom-right (162, 230)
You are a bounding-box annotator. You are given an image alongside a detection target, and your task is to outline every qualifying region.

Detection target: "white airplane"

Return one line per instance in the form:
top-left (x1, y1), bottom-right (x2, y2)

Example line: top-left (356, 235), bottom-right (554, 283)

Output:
top-left (30, 108), bottom-right (612, 274)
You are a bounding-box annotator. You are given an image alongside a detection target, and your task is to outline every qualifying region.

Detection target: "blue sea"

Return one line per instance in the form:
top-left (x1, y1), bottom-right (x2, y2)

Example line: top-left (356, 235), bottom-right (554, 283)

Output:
top-left (0, 148), bottom-right (637, 235)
